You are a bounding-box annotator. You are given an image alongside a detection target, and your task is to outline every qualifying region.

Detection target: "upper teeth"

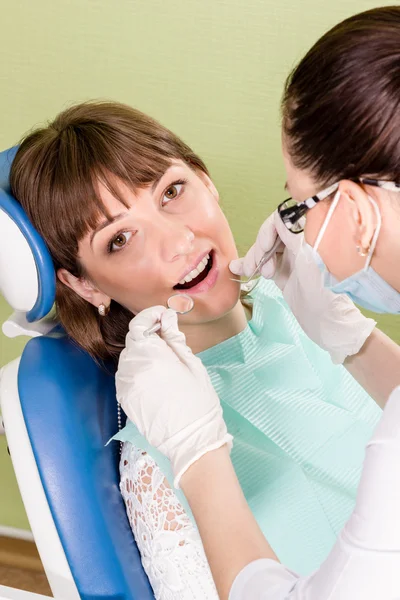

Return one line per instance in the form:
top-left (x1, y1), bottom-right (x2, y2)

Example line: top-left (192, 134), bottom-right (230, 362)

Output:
top-left (179, 254), bottom-right (210, 285)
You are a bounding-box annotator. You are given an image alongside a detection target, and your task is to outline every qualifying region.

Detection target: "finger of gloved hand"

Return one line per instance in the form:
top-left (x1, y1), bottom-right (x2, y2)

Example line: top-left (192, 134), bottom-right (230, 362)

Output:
top-left (251, 215), bottom-right (280, 271)
top-left (259, 252), bottom-right (278, 279)
top-left (229, 243), bottom-right (257, 277)
top-left (121, 307), bottom-right (183, 369)
top-left (229, 257), bottom-right (245, 276)
top-left (160, 309), bottom-right (208, 377)
top-left (127, 305), bottom-right (168, 341)
top-left (159, 309), bottom-right (184, 340)
top-left (235, 240), bottom-right (273, 279)
top-left (160, 310), bottom-right (191, 358)
top-left (230, 213), bottom-right (278, 278)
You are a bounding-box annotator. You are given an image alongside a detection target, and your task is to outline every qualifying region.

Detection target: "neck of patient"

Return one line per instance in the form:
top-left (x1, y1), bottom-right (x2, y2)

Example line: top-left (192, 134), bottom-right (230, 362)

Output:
top-left (180, 299), bottom-right (249, 355)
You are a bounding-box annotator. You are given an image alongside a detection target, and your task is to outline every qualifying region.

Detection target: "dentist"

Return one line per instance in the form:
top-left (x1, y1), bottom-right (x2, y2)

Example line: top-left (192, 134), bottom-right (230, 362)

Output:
top-left (116, 7), bottom-right (400, 600)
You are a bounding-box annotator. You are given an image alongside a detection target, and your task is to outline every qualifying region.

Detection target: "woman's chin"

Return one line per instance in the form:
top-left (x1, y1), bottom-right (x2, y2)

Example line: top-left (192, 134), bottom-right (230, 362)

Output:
top-left (180, 278), bottom-right (242, 325)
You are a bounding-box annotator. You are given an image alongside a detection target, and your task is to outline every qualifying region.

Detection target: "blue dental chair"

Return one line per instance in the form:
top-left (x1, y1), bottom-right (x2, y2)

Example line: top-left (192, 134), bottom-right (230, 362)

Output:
top-left (0, 147), bottom-right (155, 600)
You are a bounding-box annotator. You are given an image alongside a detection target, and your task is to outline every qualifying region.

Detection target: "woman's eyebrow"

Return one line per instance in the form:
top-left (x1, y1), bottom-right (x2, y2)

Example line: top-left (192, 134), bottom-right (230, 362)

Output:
top-left (151, 165), bottom-right (179, 193)
top-left (90, 213), bottom-right (127, 246)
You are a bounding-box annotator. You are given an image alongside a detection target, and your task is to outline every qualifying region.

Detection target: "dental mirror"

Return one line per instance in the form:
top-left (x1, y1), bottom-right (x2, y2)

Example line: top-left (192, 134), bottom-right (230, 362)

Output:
top-left (144, 293), bottom-right (194, 336)
top-left (167, 293), bottom-right (194, 314)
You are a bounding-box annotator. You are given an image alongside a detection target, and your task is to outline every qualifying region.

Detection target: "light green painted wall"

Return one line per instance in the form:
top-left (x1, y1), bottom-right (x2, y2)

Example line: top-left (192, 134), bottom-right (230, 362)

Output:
top-left (0, 0), bottom-right (394, 531)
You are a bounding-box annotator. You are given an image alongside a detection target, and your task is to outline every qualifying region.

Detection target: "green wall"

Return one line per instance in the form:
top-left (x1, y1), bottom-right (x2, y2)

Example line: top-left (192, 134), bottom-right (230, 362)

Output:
top-left (0, 0), bottom-right (393, 531)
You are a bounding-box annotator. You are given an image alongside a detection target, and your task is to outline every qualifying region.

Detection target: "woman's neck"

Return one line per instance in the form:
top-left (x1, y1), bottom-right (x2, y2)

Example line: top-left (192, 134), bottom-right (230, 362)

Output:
top-left (181, 299), bottom-right (249, 355)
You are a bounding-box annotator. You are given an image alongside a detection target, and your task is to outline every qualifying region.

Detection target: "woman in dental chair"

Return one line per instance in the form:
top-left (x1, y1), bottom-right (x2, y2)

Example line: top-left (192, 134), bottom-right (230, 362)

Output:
top-left (9, 101), bottom-right (380, 600)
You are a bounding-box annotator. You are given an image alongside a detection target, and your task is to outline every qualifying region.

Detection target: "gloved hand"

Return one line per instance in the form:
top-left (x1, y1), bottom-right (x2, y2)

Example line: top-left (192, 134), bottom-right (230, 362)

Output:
top-left (229, 211), bottom-right (296, 287)
top-left (281, 238), bottom-right (376, 364)
top-left (116, 306), bottom-right (232, 488)
top-left (230, 211), bottom-right (376, 364)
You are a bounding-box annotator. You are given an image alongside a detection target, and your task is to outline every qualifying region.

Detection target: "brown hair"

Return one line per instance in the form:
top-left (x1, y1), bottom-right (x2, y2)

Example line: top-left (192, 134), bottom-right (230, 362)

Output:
top-left (10, 101), bottom-right (209, 363)
top-left (282, 6), bottom-right (400, 186)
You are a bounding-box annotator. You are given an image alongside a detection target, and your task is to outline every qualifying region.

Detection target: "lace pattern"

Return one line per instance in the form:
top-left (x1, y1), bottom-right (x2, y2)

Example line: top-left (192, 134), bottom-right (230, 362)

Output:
top-left (120, 441), bottom-right (218, 600)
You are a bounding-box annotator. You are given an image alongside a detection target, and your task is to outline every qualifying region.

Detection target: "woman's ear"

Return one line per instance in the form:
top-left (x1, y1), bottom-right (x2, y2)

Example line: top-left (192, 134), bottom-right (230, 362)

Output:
top-left (57, 269), bottom-right (111, 309)
top-left (339, 180), bottom-right (376, 254)
top-left (198, 172), bottom-right (219, 202)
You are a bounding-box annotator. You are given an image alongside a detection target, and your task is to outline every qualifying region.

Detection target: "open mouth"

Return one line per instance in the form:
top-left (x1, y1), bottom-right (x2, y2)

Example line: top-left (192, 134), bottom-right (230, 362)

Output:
top-left (173, 251), bottom-right (214, 291)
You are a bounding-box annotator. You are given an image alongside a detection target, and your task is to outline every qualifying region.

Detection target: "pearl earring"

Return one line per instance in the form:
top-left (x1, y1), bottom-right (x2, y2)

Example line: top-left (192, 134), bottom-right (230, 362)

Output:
top-left (98, 303), bottom-right (110, 317)
top-left (356, 243), bottom-right (371, 257)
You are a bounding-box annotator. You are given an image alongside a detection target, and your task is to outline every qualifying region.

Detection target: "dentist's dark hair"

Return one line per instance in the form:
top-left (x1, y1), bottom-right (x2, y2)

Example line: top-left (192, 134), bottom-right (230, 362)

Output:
top-left (10, 101), bottom-right (209, 363)
top-left (282, 6), bottom-right (400, 186)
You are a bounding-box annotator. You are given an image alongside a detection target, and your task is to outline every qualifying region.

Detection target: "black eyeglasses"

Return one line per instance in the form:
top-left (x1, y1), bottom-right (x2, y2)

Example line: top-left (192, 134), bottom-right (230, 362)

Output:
top-left (278, 178), bottom-right (400, 234)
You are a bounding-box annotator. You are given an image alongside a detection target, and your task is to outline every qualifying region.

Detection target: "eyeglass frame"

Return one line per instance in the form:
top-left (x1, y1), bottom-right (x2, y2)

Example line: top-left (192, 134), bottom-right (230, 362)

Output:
top-left (278, 178), bottom-right (400, 234)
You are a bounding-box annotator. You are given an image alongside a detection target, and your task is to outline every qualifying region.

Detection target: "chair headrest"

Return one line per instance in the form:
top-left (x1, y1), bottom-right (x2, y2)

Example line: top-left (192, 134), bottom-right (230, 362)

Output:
top-left (0, 147), bottom-right (55, 322)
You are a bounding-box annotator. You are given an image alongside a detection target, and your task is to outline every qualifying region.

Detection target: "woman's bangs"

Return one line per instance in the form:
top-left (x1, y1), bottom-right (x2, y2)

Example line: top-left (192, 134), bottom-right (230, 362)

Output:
top-left (64, 141), bottom-right (174, 244)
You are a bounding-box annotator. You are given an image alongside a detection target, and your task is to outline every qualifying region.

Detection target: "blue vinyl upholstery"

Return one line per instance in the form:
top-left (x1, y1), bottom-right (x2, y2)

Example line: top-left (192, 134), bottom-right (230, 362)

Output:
top-left (18, 335), bottom-right (154, 599)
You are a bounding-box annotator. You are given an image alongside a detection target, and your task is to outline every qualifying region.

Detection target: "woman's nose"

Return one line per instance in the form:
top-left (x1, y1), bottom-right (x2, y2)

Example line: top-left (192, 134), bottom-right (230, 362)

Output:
top-left (161, 225), bottom-right (195, 261)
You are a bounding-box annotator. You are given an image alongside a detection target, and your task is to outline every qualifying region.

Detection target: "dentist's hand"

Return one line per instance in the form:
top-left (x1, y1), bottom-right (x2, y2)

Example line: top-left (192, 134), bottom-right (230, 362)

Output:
top-left (281, 238), bottom-right (376, 364)
top-left (229, 211), bottom-right (300, 290)
top-left (230, 211), bottom-right (376, 364)
top-left (116, 306), bottom-right (232, 488)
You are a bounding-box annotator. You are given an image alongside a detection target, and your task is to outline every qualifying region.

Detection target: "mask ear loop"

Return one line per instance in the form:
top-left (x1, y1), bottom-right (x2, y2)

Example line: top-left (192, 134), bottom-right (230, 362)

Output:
top-left (313, 188), bottom-right (341, 254)
top-left (361, 195), bottom-right (382, 271)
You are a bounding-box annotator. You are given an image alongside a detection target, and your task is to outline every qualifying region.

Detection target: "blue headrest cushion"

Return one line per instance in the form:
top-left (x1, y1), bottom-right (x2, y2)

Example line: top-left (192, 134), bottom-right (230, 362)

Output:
top-left (0, 147), bottom-right (56, 321)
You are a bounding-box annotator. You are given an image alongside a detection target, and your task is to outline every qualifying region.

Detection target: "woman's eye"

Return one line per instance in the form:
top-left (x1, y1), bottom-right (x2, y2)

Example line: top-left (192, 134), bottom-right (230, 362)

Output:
top-left (109, 231), bottom-right (132, 253)
top-left (163, 183), bottom-right (183, 204)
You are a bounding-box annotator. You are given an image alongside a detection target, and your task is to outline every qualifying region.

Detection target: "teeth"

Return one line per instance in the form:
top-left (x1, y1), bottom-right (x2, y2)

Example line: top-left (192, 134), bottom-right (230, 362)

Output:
top-left (179, 254), bottom-right (210, 285)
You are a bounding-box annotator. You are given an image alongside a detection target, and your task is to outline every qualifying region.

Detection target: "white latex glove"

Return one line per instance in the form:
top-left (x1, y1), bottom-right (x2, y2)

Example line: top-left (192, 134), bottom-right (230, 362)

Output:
top-left (230, 211), bottom-right (376, 364)
top-left (229, 211), bottom-right (300, 289)
top-left (116, 306), bottom-right (232, 488)
top-left (281, 237), bottom-right (376, 364)
top-left (231, 385), bottom-right (400, 600)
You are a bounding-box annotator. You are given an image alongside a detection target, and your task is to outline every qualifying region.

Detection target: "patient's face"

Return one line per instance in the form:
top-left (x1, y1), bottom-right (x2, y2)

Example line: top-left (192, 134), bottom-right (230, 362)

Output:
top-left (78, 161), bottom-right (241, 324)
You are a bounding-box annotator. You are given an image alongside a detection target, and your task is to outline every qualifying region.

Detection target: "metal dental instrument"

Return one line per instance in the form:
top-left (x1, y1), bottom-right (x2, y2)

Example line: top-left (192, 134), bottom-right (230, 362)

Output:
top-left (230, 235), bottom-right (282, 287)
top-left (144, 293), bottom-right (194, 337)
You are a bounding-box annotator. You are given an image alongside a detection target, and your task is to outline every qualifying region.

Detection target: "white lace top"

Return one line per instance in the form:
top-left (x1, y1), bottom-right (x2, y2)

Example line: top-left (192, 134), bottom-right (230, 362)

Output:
top-left (120, 442), bottom-right (218, 599)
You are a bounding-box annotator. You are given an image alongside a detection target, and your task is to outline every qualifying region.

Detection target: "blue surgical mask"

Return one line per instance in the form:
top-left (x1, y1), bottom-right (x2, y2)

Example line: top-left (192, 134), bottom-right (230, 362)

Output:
top-left (307, 189), bottom-right (400, 314)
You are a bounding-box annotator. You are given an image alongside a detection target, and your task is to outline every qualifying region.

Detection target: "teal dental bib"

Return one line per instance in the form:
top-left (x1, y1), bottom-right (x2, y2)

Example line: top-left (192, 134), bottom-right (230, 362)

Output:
top-left (113, 279), bottom-right (380, 575)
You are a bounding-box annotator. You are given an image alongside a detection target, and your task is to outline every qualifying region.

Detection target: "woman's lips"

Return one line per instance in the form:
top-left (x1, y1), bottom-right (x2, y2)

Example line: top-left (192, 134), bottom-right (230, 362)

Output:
top-left (176, 251), bottom-right (219, 295)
